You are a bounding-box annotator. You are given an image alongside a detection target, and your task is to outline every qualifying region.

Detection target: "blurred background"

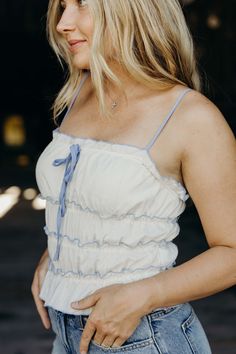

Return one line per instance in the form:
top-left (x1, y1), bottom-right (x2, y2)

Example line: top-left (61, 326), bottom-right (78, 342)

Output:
top-left (0, 0), bottom-right (235, 353)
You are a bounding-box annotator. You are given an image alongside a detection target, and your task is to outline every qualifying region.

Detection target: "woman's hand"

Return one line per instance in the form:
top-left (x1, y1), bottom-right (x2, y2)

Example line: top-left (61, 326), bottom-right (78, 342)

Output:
top-left (71, 278), bottom-right (153, 354)
top-left (31, 248), bottom-right (51, 330)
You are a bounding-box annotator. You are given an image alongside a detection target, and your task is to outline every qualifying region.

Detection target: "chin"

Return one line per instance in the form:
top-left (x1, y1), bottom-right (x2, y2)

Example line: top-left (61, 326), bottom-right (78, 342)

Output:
top-left (73, 58), bottom-right (90, 71)
top-left (71, 51), bottom-right (89, 68)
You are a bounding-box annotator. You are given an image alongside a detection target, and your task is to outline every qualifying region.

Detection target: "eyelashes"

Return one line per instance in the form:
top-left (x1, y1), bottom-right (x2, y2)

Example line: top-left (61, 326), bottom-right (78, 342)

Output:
top-left (79, 0), bottom-right (87, 6)
top-left (59, 0), bottom-right (87, 12)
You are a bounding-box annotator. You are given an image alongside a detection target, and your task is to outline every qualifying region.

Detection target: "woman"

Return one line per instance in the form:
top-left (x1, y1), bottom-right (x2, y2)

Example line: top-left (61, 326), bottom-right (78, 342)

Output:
top-left (31, 0), bottom-right (236, 353)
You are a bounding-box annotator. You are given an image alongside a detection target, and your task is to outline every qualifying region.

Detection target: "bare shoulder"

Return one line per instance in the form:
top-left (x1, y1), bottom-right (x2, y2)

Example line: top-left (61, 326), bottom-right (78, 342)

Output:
top-left (178, 88), bottom-right (235, 151)
top-left (180, 89), bottom-right (236, 172)
top-left (177, 88), bottom-right (236, 248)
top-left (178, 87), bottom-right (236, 178)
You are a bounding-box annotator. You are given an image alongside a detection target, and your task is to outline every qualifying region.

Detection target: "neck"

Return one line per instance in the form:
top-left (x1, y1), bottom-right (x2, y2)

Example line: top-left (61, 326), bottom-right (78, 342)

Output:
top-left (103, 62), bottom-right (143, 100)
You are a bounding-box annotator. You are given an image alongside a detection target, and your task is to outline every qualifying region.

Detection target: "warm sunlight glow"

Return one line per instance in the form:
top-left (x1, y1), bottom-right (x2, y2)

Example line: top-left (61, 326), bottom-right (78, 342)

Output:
top-left (5, 186), bottom-right (21, 198)
top-left (3, 115), bottom-right (26, 146)
top-left (23, 188), bottom-right (38, 200)
top-left (0, 186), bottom-right (21, 218)
top-left (32, 194), bottom-right (46, 210)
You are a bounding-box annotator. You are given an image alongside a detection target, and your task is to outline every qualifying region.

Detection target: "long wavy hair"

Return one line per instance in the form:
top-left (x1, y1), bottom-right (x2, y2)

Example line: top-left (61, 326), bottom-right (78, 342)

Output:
top-left (46, 0), bottom-right (202, 123)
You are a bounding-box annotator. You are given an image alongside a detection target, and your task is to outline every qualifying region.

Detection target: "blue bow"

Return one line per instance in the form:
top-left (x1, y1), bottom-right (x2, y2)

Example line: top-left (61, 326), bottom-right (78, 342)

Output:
top-left (52, 144), bottom-right (81, 261)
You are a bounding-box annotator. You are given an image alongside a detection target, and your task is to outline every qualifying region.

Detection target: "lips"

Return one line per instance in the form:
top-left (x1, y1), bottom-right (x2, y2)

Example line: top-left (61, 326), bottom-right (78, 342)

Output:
top-left (68, 39), bottom-right (87, 53)
top-left (68, 39), bottom-right (86, 45)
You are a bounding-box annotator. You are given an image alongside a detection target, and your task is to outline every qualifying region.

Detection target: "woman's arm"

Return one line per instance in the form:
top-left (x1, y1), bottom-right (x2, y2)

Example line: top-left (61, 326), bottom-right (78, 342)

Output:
top-left (31, 248), bottom-right (51, 329)
top-left (144, 92), bottom-right (236, 312)
top-left (70, 92), bottom-right (236, 354)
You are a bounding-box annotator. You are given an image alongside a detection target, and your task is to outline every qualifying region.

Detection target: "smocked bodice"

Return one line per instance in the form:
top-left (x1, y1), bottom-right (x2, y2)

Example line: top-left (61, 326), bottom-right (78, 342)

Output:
top-left (36, 126), bottom-right (189, 315)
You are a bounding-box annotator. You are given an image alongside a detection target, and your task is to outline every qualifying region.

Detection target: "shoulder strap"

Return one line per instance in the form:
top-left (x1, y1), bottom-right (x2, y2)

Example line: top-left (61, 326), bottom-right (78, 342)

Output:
top-left (145, 88), bottom-right (192, 151)
top-left (61, 70), bottom-right (90, 124)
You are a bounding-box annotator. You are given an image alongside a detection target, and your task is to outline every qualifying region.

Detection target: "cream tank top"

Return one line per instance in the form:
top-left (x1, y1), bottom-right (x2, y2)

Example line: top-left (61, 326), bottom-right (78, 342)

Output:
top-left (36, 70), bottom-right (191, 315)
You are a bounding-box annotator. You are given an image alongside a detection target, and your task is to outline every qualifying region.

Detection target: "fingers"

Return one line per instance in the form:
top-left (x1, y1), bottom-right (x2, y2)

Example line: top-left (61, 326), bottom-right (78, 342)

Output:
top-left (71, 291), bottom-right (100, 311)
top-left (79, 316), bottom-right (96, 354)
top-left (93, 333), bottom-right (119, 348)
top-left (92, 321), bottom-right (127, 348)
top-left (108, 336), bottom-right (126, 348)
top-left (35, 293), bottom-right (51, 329)
top-left (31, 270), bottom-right (51, 330)
top-left (92, 331), bottom-right (106, 345)
top-left (80, 316), bottom-right (126, 353)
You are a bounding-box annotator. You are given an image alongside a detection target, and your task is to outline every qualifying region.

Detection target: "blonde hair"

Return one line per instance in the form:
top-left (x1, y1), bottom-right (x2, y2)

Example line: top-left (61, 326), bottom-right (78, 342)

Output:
top-left (47, 0), bottom-right (202, 124)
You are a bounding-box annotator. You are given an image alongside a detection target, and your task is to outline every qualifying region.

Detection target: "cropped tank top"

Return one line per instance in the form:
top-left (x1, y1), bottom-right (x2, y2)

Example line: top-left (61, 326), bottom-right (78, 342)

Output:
top-left (36, 70), bottom-right (192, 315)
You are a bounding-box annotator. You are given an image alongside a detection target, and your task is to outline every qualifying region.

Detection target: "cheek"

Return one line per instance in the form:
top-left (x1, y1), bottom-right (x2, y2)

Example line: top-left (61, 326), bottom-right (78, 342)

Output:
top-left (79, 14), bottom-right (94, 45)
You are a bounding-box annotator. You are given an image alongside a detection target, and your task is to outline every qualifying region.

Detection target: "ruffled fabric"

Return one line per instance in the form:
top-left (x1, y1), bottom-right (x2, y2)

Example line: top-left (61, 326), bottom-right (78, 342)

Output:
top-left (39, 259), bottom-right (175, 315)
top-left (44, 224), bottom-right (178, 276)
top-left (35, 128), bottom-right (189, 315)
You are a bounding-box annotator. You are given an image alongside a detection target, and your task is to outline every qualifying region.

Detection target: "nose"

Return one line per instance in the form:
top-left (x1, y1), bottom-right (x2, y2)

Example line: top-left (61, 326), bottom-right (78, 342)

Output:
top-left (56, 7), bottom-right (77, 34)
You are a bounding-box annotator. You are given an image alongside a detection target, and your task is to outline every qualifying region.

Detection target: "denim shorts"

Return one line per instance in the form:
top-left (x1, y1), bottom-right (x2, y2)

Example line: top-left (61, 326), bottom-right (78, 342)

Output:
top-left (47, 302), bottom-right (212, 354)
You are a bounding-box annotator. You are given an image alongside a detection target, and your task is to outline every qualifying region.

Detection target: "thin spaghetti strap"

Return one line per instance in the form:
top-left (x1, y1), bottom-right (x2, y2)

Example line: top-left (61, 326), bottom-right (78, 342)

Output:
top-left (145, 88), bottom-right (192, 151)
top-left (61, 70), bottom-right (90, 124)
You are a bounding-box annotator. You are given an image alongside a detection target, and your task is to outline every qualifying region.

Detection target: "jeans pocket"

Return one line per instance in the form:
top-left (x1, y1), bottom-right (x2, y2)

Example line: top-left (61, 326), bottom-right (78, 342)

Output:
top-left (90, 338), bottom-right (155, 352)
top-left (81, 315), bottom-right (155, 352)
top-left (148, 303), bottom-right (212, 354)
top-left (181, 308), bottom-right (212, 354)
top-left (149, 303), bottom-right (185, 323)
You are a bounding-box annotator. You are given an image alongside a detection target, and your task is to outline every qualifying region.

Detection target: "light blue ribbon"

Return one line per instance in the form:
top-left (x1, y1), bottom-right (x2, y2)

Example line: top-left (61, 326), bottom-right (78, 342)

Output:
top-left (52, 144), bottom-right (81, 261)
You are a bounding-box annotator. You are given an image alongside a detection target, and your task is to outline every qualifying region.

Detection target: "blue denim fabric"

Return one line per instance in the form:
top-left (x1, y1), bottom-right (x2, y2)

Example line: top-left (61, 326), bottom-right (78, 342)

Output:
top-left (47, 302), bottom-right (212, 354)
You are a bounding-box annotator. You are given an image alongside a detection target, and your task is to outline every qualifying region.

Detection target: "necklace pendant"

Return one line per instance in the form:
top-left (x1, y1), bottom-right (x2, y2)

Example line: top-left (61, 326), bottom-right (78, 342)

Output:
top-left (111, 101), bottom-right (118, 109)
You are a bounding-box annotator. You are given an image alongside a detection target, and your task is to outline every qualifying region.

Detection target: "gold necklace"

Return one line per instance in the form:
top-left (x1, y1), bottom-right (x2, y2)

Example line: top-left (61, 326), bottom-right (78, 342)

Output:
top-left (108, 82), bottom-right (138, 110)
top-left (111, 101), bottom-right (118, 109)
top-left (108, 90), bottom-right (121, 110)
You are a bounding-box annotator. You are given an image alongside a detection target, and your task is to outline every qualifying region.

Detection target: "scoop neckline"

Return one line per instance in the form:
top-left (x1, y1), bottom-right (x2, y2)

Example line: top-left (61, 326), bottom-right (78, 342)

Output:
top-left (53, 127), bottom-right (148, 151)
top-left (52, 127), bottom-right (189, 198)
